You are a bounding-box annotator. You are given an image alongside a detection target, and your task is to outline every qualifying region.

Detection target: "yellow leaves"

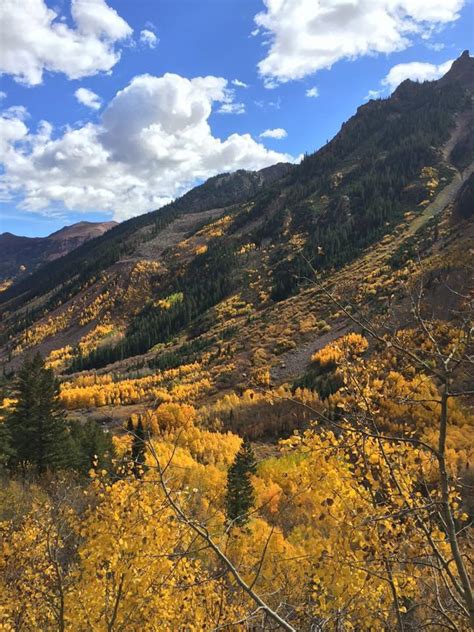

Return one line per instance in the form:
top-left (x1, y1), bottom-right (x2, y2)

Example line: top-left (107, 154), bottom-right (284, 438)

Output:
top-left (299, 313), bottom-right (318, 333)
top-left (288, 232), bottom-right (307, 250)
top-left (45, 345), bottom-right (74, 370)
top-left (214, 294), bottom-right (253, 322)
top-left (420, 166), bottom-right (439, 196)
top-left (0, 398), bottom-right (16, 424)
top-left (60, 361), bottom-right (210, 409)
top-left (147, 402), bottom-right (197, 434)
top-left (196, 214), bottom-right (232, 239)
top-left (78, 290), bottom-right (111, 326)
top-left (0, 279), bottom-right (13, 293)
top-left (13, 307), bottom-right (75, 355)
top-left (77, 322), bottom-right (115, 355)
top-left (253, 478), bottom-right (283, 514)
top-left (113, 434), bottom-right (132, 458)
top-left (252, 347), bottom-right (270, 367)
top-left (3, 311), bottom-right (473, 630)
top-left (311, 332), bottom-right (368, 368)
top-left (238, 242), bottom-right (256, 255)
top-left (194, 244), bottom-right (208, 256)
top-left (154, 291), bottom-right (184, 310)
top-left (1, 409), bottom-right (468, 631)
top-left (252, 367), bottom-right (271, 387)
top-left (61, 475), bottom-right (244, 629)
top-left (368, 452), bottom-right (379, 465)
top-left (144, 407), bottom-right (241, 469)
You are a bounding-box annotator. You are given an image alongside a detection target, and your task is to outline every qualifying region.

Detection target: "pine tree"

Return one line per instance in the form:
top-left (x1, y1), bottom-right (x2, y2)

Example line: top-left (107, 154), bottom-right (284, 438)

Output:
top-left (225, 439), bottom-right (257, 526)
top-left (69, 420), bottom-right (114, 475)
top-left (128, 418), bottom-right (147, 478)
top-left (7, 353), bottom-right (71, 475)
top-left (0, 421), bottom-right (14, 470)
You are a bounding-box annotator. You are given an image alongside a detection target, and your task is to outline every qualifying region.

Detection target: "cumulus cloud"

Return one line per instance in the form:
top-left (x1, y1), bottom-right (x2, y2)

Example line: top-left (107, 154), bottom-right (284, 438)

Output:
top-left (0, 110), bottom-right (28, 157)
top-left (254, 0), bottom-right (465, 84)
top-left (259, 128), bottom-right (287, 139)
top-left (140, 29), bottom-right (158, 48)
top-left (381, 59), bottom-right (454, 92)
top-left (0, 92), bottom-right (6, 101)
top-left (231, 79), bottom-right (249, 88)
top-left (2, 105), bottom-right (29, 121)
top-left (0, 73), bottom-right (292, 221)
top-left (75, 87), bottom-right (102, 110)
top-left (0, 0), bottom-right (132, 85)
top-left (306, 87), bottom-right (319, 98)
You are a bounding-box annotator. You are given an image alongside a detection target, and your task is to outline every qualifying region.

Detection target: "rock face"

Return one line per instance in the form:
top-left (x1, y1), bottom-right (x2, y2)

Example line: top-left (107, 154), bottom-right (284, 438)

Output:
top-left (0, 221), bottom-right (118, 281)
top-left (439, 50), bottom-right (474, 90)
top-left (452, 172), bottom-right (474, 220)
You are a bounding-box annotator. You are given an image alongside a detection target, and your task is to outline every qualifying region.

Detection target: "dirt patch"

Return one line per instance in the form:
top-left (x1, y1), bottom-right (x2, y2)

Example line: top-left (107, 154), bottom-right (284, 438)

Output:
top-left (271, 319), bottom-right (352, 383)
top-left (442, 110), bottom-right (473, 162)
top-left (121, 208), bottom-right (226, 263)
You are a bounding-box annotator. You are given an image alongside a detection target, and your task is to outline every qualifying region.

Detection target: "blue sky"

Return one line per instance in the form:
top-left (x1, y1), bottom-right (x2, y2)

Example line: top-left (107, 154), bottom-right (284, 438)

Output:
top-left (0, 0), bottom-right (472, 237)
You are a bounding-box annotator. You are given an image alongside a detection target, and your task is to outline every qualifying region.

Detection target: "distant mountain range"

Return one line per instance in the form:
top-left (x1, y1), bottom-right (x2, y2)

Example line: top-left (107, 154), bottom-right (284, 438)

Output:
top-left (0, 221), bottom-right (117, 282)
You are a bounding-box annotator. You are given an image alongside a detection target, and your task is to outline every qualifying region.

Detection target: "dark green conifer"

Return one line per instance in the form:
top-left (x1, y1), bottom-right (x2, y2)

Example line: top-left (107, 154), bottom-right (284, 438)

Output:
top-left (0, 421), bottom-right (14, 470)
top-left (225, 439), bottom-right (257, 526)
top-left (69, 420), bottom-right (114, 475)
top-left (7, 353), bottom-right (71, 475)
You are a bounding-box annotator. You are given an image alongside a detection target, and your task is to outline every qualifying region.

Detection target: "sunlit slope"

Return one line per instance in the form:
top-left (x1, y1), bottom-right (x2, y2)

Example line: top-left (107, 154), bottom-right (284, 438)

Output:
top-left (1, 51), bottom-right (472, 400)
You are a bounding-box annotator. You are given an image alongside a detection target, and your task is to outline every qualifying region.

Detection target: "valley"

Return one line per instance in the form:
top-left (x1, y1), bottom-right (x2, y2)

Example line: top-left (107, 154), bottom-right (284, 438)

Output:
top-left (0, 51), bottom-right (473, 631)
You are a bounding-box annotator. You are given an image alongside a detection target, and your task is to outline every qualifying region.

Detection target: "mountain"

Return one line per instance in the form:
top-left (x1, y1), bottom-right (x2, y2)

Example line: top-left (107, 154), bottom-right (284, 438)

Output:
top-left (0, 221), bottom-right (117, 283)
top-left (0, 51), bottom-right (472, 397)
top-left (1, 51), bottom-right (473, 632)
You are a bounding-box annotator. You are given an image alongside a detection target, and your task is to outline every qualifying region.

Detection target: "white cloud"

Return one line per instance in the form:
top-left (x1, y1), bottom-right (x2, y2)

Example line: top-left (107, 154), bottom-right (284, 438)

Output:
top-left (306, 86), bottom-right (319, 98)
top-left (231, 79), bottom-right (249, 88)
top-left (0, 0), bottom-right (132, 86)
top-left (259, 128), bottom-right (287, 139)
top-left (254, 0), bottom-right (465, 84)
top-left (75, 87), bottom-right (102, 110)
top-left (2, 105), bottom-right (29, 121)
top-left (218, 102), bottom-right (246, 114)
top-left (0, 73), bottom-right (292, 221)
top-left (364, 88), bottom-right (383, 100)
top-left (0, 112), bottom-right (28, 156)
top-left (140, 29), bottom-right (158, 48)
top-left (381, 59), bottom-right (454, 92)
top-left (0, 92), bottom-right (6, 100)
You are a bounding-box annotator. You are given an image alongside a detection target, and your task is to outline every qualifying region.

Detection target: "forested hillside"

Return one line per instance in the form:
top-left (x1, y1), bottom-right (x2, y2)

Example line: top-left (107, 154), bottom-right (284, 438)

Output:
top-left (0, 52), bottom-right (473, 631)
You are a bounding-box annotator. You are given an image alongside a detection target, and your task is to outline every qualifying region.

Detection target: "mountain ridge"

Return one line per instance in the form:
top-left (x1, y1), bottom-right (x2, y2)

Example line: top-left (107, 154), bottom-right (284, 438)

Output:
top-left (0, 220), bottom-right (118, 283)
top-left (1, 51), bottom-right (472, 402)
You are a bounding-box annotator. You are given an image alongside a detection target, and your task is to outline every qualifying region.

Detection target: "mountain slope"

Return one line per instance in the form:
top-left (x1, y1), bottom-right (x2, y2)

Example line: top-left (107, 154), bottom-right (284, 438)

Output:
top-left (0, 221), bottom-right (117, 282)
top-left (0, 164), bottom-right (294, 309)
top-left (1, 51), bottom-right (472, 410)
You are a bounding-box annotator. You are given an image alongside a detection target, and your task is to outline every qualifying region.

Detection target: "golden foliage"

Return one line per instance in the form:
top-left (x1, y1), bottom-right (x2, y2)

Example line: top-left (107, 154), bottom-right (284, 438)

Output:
top-left (60, 362), bottom-right (212, 409)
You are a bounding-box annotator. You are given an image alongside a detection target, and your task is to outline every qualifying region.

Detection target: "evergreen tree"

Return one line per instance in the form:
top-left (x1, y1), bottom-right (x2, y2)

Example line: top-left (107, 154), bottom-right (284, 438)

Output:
top-left (0, 421), bottom-right (14, 470)
top-left (7, 353), bottom-right (71, 475)
top-left (128, 418), bottom-right (147, 478)
top-left (69, 420), bottom-right (115, 475)
top-left (225, 439), bottom-right (257, 526)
